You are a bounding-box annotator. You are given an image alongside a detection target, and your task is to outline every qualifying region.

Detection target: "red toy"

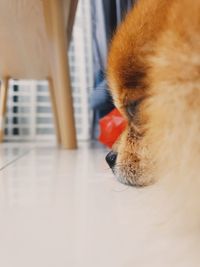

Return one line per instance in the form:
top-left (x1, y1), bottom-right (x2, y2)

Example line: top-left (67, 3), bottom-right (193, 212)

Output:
top-left (98, 108), bottom-right (127, 148)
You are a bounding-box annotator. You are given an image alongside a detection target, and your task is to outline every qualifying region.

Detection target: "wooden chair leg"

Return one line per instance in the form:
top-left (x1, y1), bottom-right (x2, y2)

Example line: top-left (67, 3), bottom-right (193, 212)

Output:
top-left (47, 0), bottom-right (77, 149)
top-left (0, 78), bottom-right (9, 143)
top-left (48, 77), bottom-right (61, 145)
top-left (51, 71), bottom-right (77, 149)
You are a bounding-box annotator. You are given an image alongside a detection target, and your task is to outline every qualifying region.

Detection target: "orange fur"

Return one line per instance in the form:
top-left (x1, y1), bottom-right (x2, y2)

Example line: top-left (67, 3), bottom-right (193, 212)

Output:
top-left (107, 0), bottom-right (200, 186)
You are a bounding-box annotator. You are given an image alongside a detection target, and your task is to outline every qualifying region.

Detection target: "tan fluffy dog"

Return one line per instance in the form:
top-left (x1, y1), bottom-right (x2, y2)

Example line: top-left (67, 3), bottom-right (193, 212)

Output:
top-left (106, 0), bottom-right (200, 186)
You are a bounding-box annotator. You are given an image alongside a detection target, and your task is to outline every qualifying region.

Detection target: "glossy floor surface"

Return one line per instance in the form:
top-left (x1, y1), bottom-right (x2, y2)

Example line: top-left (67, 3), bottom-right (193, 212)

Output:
top-left (0, 142), bottom-right (199, 267)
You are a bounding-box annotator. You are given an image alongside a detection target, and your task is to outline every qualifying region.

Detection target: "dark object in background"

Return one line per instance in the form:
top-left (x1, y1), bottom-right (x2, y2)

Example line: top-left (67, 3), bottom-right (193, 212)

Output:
top-left (90, 71), bottom-right (114, 138)
top-left (90, 0), bottom-right (135, 138)
top-left (4, 84), bottom-right (19, 136)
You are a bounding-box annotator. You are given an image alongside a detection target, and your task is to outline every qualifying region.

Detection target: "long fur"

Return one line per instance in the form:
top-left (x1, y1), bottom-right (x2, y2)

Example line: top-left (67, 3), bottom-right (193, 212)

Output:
top-left (107, 0), bottom-right (200, 187)
top-left (107, 1), bottom-right (200, 262)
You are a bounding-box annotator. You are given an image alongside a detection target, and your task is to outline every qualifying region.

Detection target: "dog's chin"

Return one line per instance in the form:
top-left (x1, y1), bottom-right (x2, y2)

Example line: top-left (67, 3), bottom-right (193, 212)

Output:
top-left (112, 164), bottom-right (154, 187)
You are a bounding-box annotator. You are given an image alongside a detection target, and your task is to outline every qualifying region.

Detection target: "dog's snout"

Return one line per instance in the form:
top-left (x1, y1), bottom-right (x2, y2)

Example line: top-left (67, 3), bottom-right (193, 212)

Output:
top-left (105, 151), bottom-right (117, 169)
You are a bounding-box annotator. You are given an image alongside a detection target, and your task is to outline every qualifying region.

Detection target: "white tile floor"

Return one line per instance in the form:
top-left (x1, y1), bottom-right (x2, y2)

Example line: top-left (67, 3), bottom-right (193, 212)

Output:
top-left (0, 142), bottom-right (199, 267)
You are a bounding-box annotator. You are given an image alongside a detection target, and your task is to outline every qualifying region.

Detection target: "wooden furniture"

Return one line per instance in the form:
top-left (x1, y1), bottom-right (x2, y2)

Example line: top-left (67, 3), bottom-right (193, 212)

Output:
top-left (0, 0), bottom-right (78, 149)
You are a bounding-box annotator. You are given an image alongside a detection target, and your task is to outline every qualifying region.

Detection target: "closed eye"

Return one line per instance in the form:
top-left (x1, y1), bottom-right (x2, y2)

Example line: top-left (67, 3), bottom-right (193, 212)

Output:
top-left (126, 99), bottom-right (142, 120)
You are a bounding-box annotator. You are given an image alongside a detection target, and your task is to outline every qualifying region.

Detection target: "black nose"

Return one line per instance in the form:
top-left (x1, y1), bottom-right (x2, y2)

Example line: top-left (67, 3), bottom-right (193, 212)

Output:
top-left (105, 151), bottom-right (117, 169)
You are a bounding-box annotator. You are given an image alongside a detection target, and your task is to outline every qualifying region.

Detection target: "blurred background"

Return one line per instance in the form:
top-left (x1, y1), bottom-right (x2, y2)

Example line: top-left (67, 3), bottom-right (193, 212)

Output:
top-left (2, 0), bottom-right (135, 145)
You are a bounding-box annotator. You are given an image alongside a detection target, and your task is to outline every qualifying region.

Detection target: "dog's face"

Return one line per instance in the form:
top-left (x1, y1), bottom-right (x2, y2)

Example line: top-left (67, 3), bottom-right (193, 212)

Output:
top-left (106, 0), bottom-right (200, 186)
top-left (105, 0), bottom-right (168, 186)
top-left (105, 84), bottom-right (152, 186)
